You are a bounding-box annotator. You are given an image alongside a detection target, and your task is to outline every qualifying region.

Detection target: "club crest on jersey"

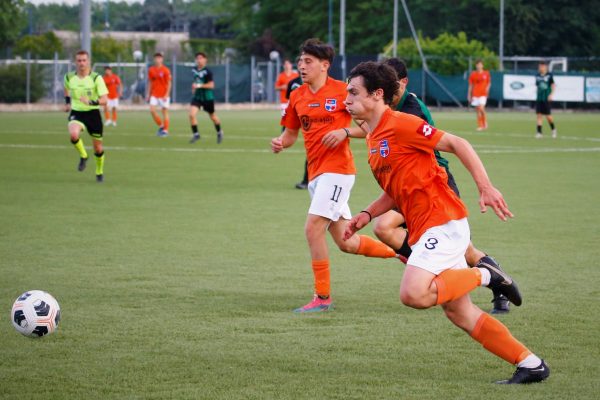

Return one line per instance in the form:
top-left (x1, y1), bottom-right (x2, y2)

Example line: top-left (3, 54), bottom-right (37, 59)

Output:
top-left (418, 121), bottom-right (437, 139)
top-left (379, 139), bottom-right (390, 158)
top-left (324, 98), bottom-right (337, 112)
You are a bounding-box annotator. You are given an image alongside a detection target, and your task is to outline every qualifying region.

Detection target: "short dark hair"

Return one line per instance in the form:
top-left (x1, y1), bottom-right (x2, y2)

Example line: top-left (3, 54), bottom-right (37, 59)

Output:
top-left (75, 50), bottom-right (89, 58)
top-left (154, 52), bottom-right (164, 58)
top-left (539, 60), bottom-right (548, 65)
top-left (348, 61), bottom-right (399, 106)
top-left (383, 58), bottom-right (407, 80)
top-left (300, 38), bottom-right (335, 64)
top-left (475, 59), bottom-right (483, 65)
top-left (195, 52), bottom-right (207, 58)
top-left (104, 65), bottom-right (112, 70)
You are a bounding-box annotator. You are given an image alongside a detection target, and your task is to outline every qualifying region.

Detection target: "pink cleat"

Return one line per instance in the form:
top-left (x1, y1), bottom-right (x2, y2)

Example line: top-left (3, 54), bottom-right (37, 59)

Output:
top-left (293, 295), bottom-right (333, 313)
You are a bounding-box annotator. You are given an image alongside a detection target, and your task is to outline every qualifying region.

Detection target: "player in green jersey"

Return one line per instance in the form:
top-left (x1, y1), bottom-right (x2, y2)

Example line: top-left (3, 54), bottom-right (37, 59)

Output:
top-left (64, 50), bottom-right (109, 182)
top-left (535, 60), bottom-right (557, 139)
top-left (189, 52), bottom-right (223, 144)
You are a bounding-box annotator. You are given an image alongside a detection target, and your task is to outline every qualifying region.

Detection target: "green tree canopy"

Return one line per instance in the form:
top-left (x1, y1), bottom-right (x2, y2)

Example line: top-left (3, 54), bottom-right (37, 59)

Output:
top-left (14, 32), bottom-right (63, 59)
top-left (0, 0), bottom-right (26, 48)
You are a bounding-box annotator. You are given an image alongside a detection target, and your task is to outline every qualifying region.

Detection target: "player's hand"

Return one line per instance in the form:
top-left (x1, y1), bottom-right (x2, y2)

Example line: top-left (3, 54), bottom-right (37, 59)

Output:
top-left (548, 95), bottom-right (553, 102)
top-left (479, 186), bottom-right (514, 221)
top-left (79, 96), bottom-right (89, 105)
top-left (343, 212), bottom-right (371, 240)
top-left (271, 137), bottom-right (284, 153)
top-left (322, 129), bottom-right (347, 148)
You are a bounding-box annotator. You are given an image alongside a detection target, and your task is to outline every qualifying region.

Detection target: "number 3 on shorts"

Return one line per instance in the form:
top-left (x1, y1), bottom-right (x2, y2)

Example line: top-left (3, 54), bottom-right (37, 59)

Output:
top-left (425, 237), bottom-right (438, 250)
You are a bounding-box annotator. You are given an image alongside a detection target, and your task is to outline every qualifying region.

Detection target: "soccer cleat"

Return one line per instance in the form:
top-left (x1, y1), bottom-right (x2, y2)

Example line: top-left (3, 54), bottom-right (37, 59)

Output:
top-left (496, 360), bottom-right (550, 384)
top-left (189, 133), bottom-right (201, 144)
top-left (156, 127), bottom-right (164, 136)
top-left (104, 120), bottom-right (112, 126)
top-left (78, 157), bottom-right (88, 172)
top-left (477, 256), bottom-right (522, 306)
top-left (217, 131), bottom-right (223, 144)
top-left (552, 129), bottom-right (557, 138)
top-left (96, 174), bottom-right (103, 183)
top-left (158, 129), bottom-right (169, 137)
top-left (535, 133), bottom-right (543, 139)
top-left (293, 295), bottom-right (333, 313)
top-left (476, 127), bottom-right (484, 131)
top-left (295, 182), bottom-right (308, 190)
top-left (491, 293), bottom-right (510, 314)
top-left (113, 121), bottom-right (117, 127)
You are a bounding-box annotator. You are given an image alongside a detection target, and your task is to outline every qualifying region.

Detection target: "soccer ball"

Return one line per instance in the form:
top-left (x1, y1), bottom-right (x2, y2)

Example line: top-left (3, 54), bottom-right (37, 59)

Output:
top-left (11, 290), bottom-right (61, 337)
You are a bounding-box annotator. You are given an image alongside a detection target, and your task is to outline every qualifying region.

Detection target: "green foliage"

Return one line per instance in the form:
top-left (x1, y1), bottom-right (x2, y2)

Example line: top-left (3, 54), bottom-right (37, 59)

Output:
top-left (386, 32), bottom-right (498, 75)
top-left (139, 39), bottom-right (157, 59)
top-left (0, 64), bottom-right (44, 102)
top-left (91, 37), bottom-right (132, 63)
top-left (0, 0), bottom-right (26, 48)
top-left (181, 38), bottom-right (232, 62)
top-left (14, 32), bottom-right (63, 59)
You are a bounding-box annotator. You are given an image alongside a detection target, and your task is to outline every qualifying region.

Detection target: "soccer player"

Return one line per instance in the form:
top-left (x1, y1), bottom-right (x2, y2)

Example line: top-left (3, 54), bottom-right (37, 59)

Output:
top-left (324, 58), bottom-right (510, 313)
top-left (275, 59), bottom-right (299, 111)
top-left (189, 52), bottom-right (224, 144)
top-left (147, 52), bottom-right (171, 137)
top-left (64, 50), bottom-right (108, 183)
top-left (535, 60), bottom-right (557, 139)
top-left (468, 60), bottom-right (491, 131)
top-left (283, 67), bottom-right (308, 190)
top-left (343, 61), bottom-right (549, 384)
top-left (271, 39), bottom-right (397, 313)
top-left (102, 66), bottom-right (122, 127)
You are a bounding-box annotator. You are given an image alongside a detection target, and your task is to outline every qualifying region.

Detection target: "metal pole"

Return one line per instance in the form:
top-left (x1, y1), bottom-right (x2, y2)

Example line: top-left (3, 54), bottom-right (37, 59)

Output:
top-left (267, 60), bottom-right (274, 103)
top-left (104, 0), bottom-right (110, 32)
top-left (171, 53), bottom-right (177, 103)
top-left (250, 56), bottom-right (255, 104)
top-left (53, 51), bottom-right (58, 105)
top-left (340, 0), bottom-right (346, 78)
top-left (80, 0), bottom-right (92, 56)
top-left (225, 55), bottom-right (230, 103)
top-left (328, 0), bottom-right (333, 46)
top-left (499, 0), bottom-right (504, 71)
top-left (26, 51), bottom-right (31, 104)
top-left (393, 0), bottom-right (398, 57)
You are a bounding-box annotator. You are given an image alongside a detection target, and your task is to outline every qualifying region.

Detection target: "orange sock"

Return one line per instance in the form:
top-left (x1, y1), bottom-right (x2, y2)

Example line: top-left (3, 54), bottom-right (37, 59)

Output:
top-left (104, 109), bottom-right (110, 120)
top-left (112, 109), bottom-right (117, 122)
top-left (356, 235), bottom-right (397, 258)
top-left (163, 117), bottom-right (170, 131)
top-left (471, 313), bottom-right (531, 364)
top-left (477, 114), bottom-right (482, 127)
top-left (482, 113), bottom-right (487, 127)
top-left (434, 268), bottom-right (481, 305)
top-left (152, 114), bottom-right (162, 127)
top-left (312, 259), bottom-right (330, 298)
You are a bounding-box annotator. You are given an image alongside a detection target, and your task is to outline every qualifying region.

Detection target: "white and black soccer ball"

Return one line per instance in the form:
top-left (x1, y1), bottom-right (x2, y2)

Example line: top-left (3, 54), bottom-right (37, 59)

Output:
top-left (11, 290), bottom-right (61, 337)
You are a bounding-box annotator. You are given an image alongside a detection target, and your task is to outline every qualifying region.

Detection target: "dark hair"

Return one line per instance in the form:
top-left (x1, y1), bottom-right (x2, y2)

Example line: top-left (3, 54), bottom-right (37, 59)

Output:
top-left (104, 65), bottom-right (112, 70)
top-left (195, 52), bottom-right (207, 58)
top-left (299, 38), bottom-right (335, 64)
top-left (383, 58), bottom-right (407, 80)
top-left (75, 50), bottom-right (89, 58)
top-left (348, 61), bottom-right (399, 106)
top-left (475, 59), bottom-right (483, 65)
top-left (154, 52), bottom-right (163, 58)
top-left (539, 60), bottom-right (548, 65)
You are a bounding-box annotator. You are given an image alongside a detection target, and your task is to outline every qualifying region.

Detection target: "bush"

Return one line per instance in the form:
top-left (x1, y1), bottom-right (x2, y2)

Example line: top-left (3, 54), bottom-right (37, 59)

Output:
top-left (14, 32), bottom-right (63, 59)
top-left (91, 37), bottom-right (132, 63)
top-left (0, 64), bottom-right (45, 103)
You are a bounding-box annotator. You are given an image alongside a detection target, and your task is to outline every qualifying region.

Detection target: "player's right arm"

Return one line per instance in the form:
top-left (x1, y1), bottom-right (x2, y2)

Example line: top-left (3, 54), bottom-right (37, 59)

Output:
top-left (63, 74), bottom-right (71, 113)
top-left (343, 191), bottom-right (396, 240)
top-left (146, 72), bottom-right (152, 102)
top-left (467, 72), bottom-right (474, 102)
top-left (271, 128), bottom-right (299, 153)
top-left (321, 125), bottom-right (366, 148)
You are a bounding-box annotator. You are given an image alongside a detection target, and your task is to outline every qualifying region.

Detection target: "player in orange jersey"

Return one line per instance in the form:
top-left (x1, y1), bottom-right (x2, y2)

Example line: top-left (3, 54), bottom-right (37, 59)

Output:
top-left (343, 61), bottom-right (549, 384)
top-left (102, 66), bottom-right (122, 127)
top-left (146, 52), bottom-right (172, 137)
top-left (468, 60), bottom-right (491, 131)
top-left (271, 39), bottom-right (398, 313)
top-left (275, 59), bottom-right (299, 111)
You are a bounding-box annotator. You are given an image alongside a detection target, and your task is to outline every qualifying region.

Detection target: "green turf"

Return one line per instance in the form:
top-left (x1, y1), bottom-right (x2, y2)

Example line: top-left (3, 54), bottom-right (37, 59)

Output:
top-left (0, 109), bottom-right (599, 399)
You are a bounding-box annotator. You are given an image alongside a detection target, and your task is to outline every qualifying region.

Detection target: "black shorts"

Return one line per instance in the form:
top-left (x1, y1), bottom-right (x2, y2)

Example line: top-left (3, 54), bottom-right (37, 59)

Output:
top-left (190, 99), bottom-right (215, 114)
top-left (68, 109), bottom-right (103, 138)
top-left (535, 101), bottom-right (552, 115)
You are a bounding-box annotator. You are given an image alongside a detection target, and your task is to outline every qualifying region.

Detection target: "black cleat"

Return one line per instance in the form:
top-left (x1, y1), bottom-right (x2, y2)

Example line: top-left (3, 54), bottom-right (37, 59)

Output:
top-left (189, 133), bottom-right (201, 144)
top-left (96, 174), bottom-right (103, 183)
top-left (477, 256), bottom-right (522, 306)
top-left (496, 360), bottom-right (550, 384)
top-left (295, 182), bottom-right (308, 190)
top-left (491, 292), bottom-right (510, 314)
top-left (78, 157), bottom-right (88, 172)
top-left (217, 131), bottom-right (223, 144)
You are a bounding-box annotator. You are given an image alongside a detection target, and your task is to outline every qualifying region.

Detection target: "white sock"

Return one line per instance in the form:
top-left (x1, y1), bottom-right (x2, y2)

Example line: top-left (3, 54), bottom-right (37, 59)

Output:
top-left (517, 354), bottom-right (542, 369)
top-left (478, 268), bottom-right (491, 286)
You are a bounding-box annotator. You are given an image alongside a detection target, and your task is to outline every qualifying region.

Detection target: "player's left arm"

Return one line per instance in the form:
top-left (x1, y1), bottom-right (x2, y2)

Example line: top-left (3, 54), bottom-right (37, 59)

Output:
top-left (165, 73), bottom-right (172, 100)
top-left (549, 80), bottom-right (556, 102)
top-left (435, 132), bottom-right (513, 221)
top-left (486, 72), bottom-right (491, 96)
top-left (322, 125), bottom-right (366, 148)
top-left (343, 191), bottom-right (396, 240)
top-left (271, 128), bottom-right (299, 153)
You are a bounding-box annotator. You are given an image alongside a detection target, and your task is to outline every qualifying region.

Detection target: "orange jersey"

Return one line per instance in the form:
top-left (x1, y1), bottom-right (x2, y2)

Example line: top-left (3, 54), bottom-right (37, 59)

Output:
top-left (276, 71), bottom-right (299, 103)
top-left (469, 70), bottom-right (491, 97)
top-left (148, 65), bottom-right (171, 98)
top-left (282, 78), bottom-right (355, 181)
top-left (103, 73), bottom-right (121, 99)
top-left (367, 109), bottom-right (468, 245)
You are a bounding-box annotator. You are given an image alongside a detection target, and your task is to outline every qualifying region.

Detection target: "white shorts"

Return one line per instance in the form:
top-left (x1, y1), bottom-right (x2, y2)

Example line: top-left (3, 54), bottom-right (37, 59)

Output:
top-left (471, 96), bottom-right (487, 107)
top-left (407, 218), bottom-right (470, 275)
top-left (107, 98), bottom-right (119, 109)
top-left (308, 173), bottom-right (355, 221)
top-left (280, 102), bottom-right (288, 117)
top-left (149, 96), bottom-right (170, 108)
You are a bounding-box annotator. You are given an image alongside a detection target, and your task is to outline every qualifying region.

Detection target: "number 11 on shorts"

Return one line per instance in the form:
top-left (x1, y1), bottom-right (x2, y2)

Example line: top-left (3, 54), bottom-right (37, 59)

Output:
top-left (330, 185), bottom-right (342, 202)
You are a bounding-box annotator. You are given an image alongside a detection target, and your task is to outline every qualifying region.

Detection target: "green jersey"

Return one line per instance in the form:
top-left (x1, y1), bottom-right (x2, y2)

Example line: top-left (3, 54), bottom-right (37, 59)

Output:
top-left (535, 72), bottom-right (555, 102)
top-left (396, 91), bottom-right (450, 171)
top-left (64, 71), bottom-right (108, 112)
top-left (192, 66), bottom-right (214, 102)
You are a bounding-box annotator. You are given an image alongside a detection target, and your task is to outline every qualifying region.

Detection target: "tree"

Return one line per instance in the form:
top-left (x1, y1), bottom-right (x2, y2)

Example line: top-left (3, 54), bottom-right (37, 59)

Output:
top-left (14, 32), bottom-right (63, 59)
top-left (0, 0), bottom-right (26, 49)
top-left (91, 37), bottom-right (132, 63)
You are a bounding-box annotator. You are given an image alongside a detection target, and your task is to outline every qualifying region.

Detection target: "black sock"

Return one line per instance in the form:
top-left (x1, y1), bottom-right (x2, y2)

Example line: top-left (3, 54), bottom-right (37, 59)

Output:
top-left (536, 125), bottom-right (542, 134)
top-left (549, 122), bottom-right (555, 130)
top-left (396, 234), bottom-right (412, 259)
top-left (214, 124), bottom-right (221, 132)
top-left (191, 125), bottom-right (198, 134)
top-left (302, 159), bottom-right (309, 184)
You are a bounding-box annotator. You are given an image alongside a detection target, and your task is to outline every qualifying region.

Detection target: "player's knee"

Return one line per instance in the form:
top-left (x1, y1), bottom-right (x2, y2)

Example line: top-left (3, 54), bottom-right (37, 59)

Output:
top-left (372, 222), bottom-right (390, 243)
top-left (335, 239), bottom-right (354, 254)
top-left (399, 287), bottom-right (432, 309)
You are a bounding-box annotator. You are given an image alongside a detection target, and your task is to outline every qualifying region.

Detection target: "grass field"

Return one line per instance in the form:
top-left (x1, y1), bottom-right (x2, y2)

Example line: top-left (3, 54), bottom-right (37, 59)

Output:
top-left (0, 109), bottom-right (599, 399)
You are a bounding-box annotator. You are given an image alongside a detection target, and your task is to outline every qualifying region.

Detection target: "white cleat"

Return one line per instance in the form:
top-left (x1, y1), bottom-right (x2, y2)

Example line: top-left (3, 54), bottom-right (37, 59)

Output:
top-left (551, 129), bottom-right (557, 138)
top-left (535, 133), bottom-right (543, 139)
top-left (104, 120), bottom-right (112, 126)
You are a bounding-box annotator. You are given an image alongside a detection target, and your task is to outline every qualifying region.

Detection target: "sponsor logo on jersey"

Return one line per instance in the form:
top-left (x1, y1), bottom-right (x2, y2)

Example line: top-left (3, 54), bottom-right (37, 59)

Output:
top-left (324, 98), bottom-right (337, 112)
top-left (370, 148), bottom-right (377, 154)
top-left (379, 139), bottom-right (390, 158)
top-left (417, 121), bottom-right (437, 139)
top-left (300, 115), bottom-right (335, 131)
top-left (308, 103), bottom-right (320, 108)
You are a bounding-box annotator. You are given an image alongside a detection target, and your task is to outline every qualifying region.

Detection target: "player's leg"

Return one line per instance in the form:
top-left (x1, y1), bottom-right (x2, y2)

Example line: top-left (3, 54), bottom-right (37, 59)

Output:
top-left (328, 219), bottom-right (396, 258)
top-left (161, 105), bottom-right (170, 135)
top-left (88, 111), bottom-right (105, 182)
top-left (480, 101), bottom-right (488, 129)
top-left (465, 243), bottom-right (510, 314)
top-left (111, 101), bottom-right (118, 126)
top-left (546, 113), bottom-right (557, 138)
top-left (535, 110), bottom-right (543, 138)
top-left (442, 295), bottom-right (549, 384)
top-left (149, 100), bottom-right (163, 135)
top-left (68, 117), bottom-right (88, 171)
top-left (295, 160), bottom-right (309, 189)
top-left (189, 104), bottom-right (201, 143)
top-left (206, 101), bottom-right (223, 144)
top-left (372, 210), bottom-right (409, 262)
top-left (103, 104), bottom-right (111, 125)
